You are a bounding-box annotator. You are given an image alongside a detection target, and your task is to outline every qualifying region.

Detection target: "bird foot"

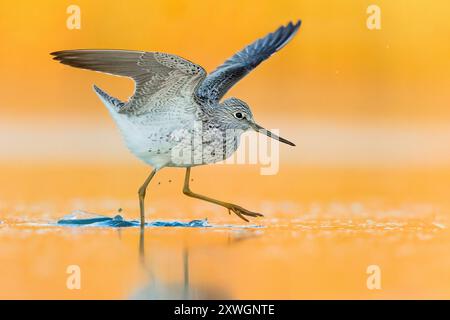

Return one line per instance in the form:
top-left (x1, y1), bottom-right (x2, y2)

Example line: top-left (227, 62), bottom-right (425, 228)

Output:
top-left (226, 204), bottom-right (263, 222)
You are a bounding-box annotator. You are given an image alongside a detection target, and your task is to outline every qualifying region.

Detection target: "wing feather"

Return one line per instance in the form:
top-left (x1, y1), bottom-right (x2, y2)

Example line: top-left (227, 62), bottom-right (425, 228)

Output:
top-left (51, 50), bottom-right (206, 114)
top-left (196, 21), bottom-right (301, 103)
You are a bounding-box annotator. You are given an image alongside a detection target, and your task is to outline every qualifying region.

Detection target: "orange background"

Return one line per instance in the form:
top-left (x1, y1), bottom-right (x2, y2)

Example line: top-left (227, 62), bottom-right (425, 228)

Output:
top-left (1, 0), bottom-right (450, 299)
top-left (1, 0), bottom-right (450, 122)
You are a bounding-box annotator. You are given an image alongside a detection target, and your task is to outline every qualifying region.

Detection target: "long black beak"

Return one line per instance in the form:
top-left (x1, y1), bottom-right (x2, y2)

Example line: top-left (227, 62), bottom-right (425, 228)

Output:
top-left (249, 122), bottom-right (296, 146)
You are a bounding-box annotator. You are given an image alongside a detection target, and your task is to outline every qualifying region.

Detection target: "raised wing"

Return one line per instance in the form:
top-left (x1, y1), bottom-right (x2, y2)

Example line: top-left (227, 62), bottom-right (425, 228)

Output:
top-left (51, 50), bottom-right (206, 114)
top-left (196, 21), bottom-right (301, 104)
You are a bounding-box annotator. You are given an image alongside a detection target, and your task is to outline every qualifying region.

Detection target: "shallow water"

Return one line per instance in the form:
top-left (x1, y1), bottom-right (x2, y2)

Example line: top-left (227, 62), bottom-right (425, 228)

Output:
top-left (1, 164), bottom-right (450, 299)
top-left (56, 211), bottom-right (212, 228)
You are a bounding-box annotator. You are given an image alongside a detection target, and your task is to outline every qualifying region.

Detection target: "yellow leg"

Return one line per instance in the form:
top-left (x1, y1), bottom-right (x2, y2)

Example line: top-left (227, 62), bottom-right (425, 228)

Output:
top-left (182, 167), bottom-right (263, 222)
top-left (138, 169), bottom-right (157, 228)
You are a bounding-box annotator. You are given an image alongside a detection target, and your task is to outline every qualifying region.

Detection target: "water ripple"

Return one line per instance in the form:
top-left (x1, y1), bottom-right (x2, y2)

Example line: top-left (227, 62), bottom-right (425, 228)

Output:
top-left (57, 211), bottom-right (210, 228)
top-left (56, 210), bottom-right (262, 229)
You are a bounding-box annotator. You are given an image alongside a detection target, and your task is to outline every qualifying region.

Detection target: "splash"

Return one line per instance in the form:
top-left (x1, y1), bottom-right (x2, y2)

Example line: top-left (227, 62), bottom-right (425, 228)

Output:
top-left (57, 210), bottom-right (210, 228)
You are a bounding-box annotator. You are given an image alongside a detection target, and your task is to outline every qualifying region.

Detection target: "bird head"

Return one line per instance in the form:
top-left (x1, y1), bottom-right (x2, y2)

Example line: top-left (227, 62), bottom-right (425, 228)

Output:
top-left (217, 97), bottom-right (295, 146)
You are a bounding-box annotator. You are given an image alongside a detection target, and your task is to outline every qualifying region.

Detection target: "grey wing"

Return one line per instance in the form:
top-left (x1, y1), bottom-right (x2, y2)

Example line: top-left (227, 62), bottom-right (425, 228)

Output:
top-left (51, 50), bottom-right (206, 114)
top-left (196, 20), bottom-right (301, 104)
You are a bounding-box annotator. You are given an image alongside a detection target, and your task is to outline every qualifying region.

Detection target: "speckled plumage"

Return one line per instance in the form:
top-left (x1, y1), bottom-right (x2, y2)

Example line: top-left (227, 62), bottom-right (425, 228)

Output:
top-left (51, 21), bottom-right (301, 223)
top-left (51, 21), bottom-right (300, 170)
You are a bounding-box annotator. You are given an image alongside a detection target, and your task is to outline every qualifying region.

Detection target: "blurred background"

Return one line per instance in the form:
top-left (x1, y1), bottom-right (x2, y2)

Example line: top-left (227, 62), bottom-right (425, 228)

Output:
top-left (1, 0), bottom-right (450, 299)
top-left (2, 0), bottom-right (450, 167)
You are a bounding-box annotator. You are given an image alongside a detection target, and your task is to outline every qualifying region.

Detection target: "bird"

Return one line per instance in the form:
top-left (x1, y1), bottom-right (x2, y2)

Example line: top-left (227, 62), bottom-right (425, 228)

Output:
top-left (51, 20), bottom-right (301, 227)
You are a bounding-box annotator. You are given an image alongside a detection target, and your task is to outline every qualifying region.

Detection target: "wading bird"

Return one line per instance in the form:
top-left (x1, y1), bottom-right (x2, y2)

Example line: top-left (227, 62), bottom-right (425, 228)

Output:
top-left (51, 21), bottom-right (301, 226)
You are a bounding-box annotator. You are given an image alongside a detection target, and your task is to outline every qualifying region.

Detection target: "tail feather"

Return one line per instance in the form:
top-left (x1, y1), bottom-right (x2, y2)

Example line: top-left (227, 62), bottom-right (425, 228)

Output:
top-left (93, 85), bottom-right (126, 112)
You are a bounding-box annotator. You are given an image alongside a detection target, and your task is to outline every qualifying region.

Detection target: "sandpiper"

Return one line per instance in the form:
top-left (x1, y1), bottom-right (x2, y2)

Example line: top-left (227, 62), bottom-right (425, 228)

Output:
top-left (51, 20), bottom-right (301, 226)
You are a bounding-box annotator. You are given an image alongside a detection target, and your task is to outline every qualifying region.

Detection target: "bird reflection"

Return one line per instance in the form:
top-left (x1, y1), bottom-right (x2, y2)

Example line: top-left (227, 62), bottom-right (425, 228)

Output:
top-left (130, 227), bottom-right (233, 300)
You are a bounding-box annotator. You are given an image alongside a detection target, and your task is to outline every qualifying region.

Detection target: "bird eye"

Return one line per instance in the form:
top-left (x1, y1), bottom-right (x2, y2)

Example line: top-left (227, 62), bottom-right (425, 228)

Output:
top-left (234, 112), bottom-right (244, 119)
